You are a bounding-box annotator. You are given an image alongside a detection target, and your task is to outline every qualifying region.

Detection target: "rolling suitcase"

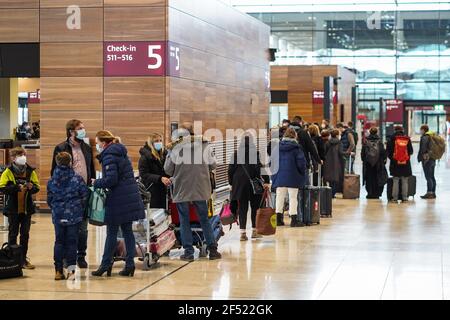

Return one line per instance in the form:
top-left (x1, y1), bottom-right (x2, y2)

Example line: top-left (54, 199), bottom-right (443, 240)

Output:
top-left (318, 166), bottom-right (332, 218)
top-left (302, 186), bottom-right (321, 226)
top-left (386, 175), bottom-right (416, 200)
top-left (343, 159), bottom-right (360, 199)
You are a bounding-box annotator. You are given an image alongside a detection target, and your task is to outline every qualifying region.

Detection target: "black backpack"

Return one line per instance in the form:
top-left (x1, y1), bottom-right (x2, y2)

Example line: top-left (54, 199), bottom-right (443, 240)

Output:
top-left (364, 139), bottom-right (380, 167)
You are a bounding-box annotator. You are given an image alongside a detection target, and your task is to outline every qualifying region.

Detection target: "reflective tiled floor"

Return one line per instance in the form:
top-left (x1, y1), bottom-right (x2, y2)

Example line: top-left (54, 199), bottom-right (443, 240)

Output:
top-left (2, 144), bottom-right (450, 300)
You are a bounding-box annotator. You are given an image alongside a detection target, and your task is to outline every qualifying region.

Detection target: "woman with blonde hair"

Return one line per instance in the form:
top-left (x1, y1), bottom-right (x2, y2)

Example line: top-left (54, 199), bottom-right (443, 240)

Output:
top-left (138, 133), bottom-right (171, 208)
top-left (91, 130), bottom-right (145, 277)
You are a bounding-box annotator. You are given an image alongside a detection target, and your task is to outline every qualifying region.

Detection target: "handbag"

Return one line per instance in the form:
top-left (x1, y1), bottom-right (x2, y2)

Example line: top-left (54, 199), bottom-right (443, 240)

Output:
top-left (242, 165), bottom-right (265, 195)
top-left (256, 190), bottom-right (276, 236)
top-left (88, 187), bottom-right (107, 226)
top-left (0, 243), bottom-right (23, 279)
top-left (219, 200), bottom-right (237, 226)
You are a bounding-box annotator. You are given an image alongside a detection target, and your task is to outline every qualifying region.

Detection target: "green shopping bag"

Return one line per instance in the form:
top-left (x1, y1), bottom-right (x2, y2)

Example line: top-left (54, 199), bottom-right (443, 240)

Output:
top-left (88, 187), bottom-right (107, 226)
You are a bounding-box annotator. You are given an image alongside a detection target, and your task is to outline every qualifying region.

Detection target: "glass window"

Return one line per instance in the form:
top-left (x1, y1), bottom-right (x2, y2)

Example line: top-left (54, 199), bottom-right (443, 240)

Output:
top-left (397, 56), bottom-right (440, 81)
top-left (397, 82), bottom-right (440, 100)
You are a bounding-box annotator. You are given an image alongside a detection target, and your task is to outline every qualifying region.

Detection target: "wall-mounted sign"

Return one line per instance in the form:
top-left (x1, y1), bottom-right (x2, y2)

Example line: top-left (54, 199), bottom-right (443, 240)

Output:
top-left (385, 99), bottom-right (404, 123)
top-left (28, 90), bottom-right (40, 104)
top-left (104, 41), bottom-right (181, 77)
top-left (313, 90), bottom-right (337, 104)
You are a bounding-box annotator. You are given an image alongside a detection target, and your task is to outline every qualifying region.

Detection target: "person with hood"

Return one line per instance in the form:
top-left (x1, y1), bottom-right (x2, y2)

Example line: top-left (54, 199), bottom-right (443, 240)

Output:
top-left (0, 147), bottom-right (40, 269)
top-left (164, 124), bottom-right (221, 261)
top-left (417, 124), bottom-right (437, 199)
top-left (290, 116), bottom-right (321, 175)
top-left (271, 128), bottom-right (307, 227)
top-left (323, 129), bottom-right (345, 197)
top-left (47, 152), bottom-right (90, 281)
top-left (361, 127), bottom-right (387, 199)
top-left (386, 126), bottom-right (414, 203)
top-left (51, 119), bottom-right (95, 269)
top-left (138, 133), bottom-right (171, 208)
top-left (228, 134), bottom-right (270, 241)
top-left (91, 131), bottom-right (145, 277)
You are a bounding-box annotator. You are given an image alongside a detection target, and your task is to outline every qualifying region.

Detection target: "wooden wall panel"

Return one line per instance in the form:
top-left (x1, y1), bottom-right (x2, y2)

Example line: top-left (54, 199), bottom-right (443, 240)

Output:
top-left (104, 77), bottom-right (165, 111)
top-left (104, 111), bottom-right (165, 146)
top-left (28, 104), bottom-right (41, 123)
top-left (40, 77), bottom-right (103, 112)
top-left (270, 66), bottom-right (289, 91)
top-left (104, 7), bottom-right (166, 41)
top-left (0, 9), bottom-right (39, 42)
top-left (40, 8), bottom-right (103, 42)
top-left (105, 0), bottom-right (166, 6)
top-left (40, 0), bottom-right (103, 7)
top-left (0, 0), bottom-right (38, 8)
top-left (41, 43), bottom-right (103, 76)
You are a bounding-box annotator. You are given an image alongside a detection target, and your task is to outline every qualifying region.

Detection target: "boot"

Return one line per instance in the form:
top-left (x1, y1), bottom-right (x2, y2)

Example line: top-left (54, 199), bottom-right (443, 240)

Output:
top-left (251, 229), bottom-right (262, 239)
top-left (119, 266), bottom-right (135, 277)
top-left (420, 192), bottom-right (434, 199)
top-left (240, 232), bottom-right (248, 241)
top-left (290, 216), bottom-right (299, 227)
top-left (54, 269), bottom-right (66, 281)
top-left (91, 264), bottom-right (113, 277)
top-left (23, 258), bottom-right (35, 270)
top-left (207, 245), bottom-right (222, 260)
top-left (277, 213), bottom-right (285, 226)
top-left (77, 257), bottom-right (88, 269)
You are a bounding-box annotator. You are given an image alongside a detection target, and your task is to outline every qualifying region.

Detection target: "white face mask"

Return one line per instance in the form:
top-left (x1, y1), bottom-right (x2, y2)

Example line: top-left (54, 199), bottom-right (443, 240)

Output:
top-left (15, 156), bottom-right (27, 166)
top-left (96, 143), bottom-right (103, 153)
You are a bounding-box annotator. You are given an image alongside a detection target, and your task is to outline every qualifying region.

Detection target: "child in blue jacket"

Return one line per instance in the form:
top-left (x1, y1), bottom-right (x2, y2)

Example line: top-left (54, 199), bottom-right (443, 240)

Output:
top-left (47, 152), bottom-right (89, 281)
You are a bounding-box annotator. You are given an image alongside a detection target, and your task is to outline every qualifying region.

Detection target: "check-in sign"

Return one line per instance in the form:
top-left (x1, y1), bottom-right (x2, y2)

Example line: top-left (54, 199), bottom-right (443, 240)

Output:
top-left (104, 41), bottom-right (181, 77)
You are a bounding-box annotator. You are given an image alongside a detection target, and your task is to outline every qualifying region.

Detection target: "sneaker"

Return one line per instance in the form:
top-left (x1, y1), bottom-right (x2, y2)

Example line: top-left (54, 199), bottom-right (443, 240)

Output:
top-left (207, 246), bottom-right (222, 260)
top-left (66, 266), bottom-right (76, 281)
top-left (180, 253), bottom-right (195, 262)
top-left (240, 233), bottom-right (248, 241)
top-left (77, 258), bottom-right (88, 269)
top-left (54, 269), bottom-right (66, 281)
top-left (251, 231), bottom-right (263, 239)
top-left (23, 258), bottom-right (35, 270)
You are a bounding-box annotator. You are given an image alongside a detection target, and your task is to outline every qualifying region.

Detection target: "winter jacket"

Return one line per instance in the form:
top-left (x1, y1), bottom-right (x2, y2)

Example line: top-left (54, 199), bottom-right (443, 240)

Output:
top-left (418, 133), bottom-right (432, 163)
top-left (51, 139), bottom-right (96, 184)
top-left (323, 138), bottom-right (345, 183)
top-left (361, 134), bottom-right (388, 187)
top-left (386, 131), bottom-right (413, 177)
top-left (270, 138), bottom-right (307, 189)
top-left (228, 140), bottom-right (270, 201)
top-left (290, 122), bottom-right (321, 167)
top-left (138, 143), bottom-right (169, 208)
top-left (311, 135), bottom-right (326, 161)
top-left (94, 143), bottom-right (145, 226)
top-left (47, 166), bottom-right (90, 225)
top-left (0, 164), bottom-right (40, 216)
top-left (164, 135), bottom-right (216, 203)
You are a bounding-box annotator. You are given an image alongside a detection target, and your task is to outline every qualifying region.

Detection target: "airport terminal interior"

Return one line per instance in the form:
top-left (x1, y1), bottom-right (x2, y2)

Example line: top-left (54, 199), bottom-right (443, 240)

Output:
top-left (1, 0), bottom-right (450, 300)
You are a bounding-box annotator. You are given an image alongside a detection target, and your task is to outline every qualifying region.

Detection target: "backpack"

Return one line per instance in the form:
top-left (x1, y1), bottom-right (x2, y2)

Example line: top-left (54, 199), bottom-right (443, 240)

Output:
top-left (393, 136), bottom-right (410, 165)
top-left (364, 139), bottom-right (380, 167)
top-left (427, 133), bottom-right (446, 160)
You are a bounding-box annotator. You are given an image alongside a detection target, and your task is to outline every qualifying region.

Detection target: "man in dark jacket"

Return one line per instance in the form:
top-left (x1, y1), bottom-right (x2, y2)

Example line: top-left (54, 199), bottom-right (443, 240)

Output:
top-left (290, 116), bottom-right (321, 177)
top-left (386, 126), bottom-right (414, 203)
top-left (51, 119), bottom-right (95, 269)
top-left (337, 123), bottom-right (356, 174)
top-left (418, 124), bottom-right (436, 199)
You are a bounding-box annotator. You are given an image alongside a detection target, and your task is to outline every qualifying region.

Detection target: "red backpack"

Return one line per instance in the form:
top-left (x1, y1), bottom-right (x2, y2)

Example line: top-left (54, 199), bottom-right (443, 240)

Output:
top-left (393, 136), bottom-right (410, 165)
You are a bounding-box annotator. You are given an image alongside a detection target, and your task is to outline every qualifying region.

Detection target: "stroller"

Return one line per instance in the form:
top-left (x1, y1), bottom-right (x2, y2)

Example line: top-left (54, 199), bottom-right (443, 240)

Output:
top-left (115, 178), bottom-right (176, 270)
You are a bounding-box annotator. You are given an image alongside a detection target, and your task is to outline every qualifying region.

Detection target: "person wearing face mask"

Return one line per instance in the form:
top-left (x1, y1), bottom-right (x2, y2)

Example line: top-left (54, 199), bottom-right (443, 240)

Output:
top-left (50, 119), bottom-right (95, 269)
top-left (0, 147), bottom-right (40, 269)
top-left (91, 131), bottom-right (145, 277)
top-left (138, 133), bottom-right (171, 208)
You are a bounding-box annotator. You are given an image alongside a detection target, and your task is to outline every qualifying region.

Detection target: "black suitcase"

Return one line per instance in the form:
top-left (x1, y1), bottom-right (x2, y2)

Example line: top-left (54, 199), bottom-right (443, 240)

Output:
top-left (386, 175), bottom-right (417, 200)
top-left (301, 186), bottom-right (321, 226)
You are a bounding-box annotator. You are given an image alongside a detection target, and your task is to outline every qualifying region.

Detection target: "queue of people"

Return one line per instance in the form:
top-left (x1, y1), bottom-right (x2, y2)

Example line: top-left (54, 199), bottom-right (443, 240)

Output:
top-left (0, 116), bottom-right (445, 281)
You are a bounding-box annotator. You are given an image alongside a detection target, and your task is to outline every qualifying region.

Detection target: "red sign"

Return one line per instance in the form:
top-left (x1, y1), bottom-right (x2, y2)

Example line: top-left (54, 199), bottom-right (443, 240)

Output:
top-left (104, 41), bottom-right (181, 77)
top-left (385, 99), bottom-right (404, 123)
top-left (28, 90), bottom-right (40, 104)
top-left (312, 90), bottom-right (338, 104)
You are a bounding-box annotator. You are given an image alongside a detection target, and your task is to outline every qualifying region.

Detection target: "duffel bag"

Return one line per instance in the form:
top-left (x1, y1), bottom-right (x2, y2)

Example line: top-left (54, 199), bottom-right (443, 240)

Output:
top-left (0, 243), bottom-right (23, 279)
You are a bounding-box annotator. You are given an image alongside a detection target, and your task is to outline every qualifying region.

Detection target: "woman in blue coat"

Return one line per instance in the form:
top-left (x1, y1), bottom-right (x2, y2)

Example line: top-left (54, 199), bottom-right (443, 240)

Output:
top-left (91, 131), bottom-right (145, 277)
top-left (271, 128), bottom-right (307, 227)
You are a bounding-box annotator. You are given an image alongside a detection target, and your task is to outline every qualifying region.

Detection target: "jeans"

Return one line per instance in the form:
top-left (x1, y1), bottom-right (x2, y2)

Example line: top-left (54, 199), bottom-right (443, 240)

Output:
top-left (8, 213), bottom-right (32, 261)
top-left (422, 159), bottom-right (437, 193)
top-left (100, 222), bottom-right (135, 269)
top-left (77, 218), bottom-right (88, 259)
top-left (276, 188), bottom-right (299, 217)
top-left (392, 177), bottom-right (409, 201)
top-left (344, 155), bottom-right (354, 174)
top-left (54, 223), bottom-right (79, 270)
top-left (330, 182), bottom-right (338, 198)
top-left (238, 193), bottom-right (261, 230)
top-left (176, 201), bottom-right (216, 256)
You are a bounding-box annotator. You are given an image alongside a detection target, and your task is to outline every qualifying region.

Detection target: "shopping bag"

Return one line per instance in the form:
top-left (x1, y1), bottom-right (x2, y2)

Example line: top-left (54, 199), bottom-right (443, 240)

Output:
top-left (88, 187), bottom-right (107, 226)
top-left (256, 190), bottom-right (276, 236)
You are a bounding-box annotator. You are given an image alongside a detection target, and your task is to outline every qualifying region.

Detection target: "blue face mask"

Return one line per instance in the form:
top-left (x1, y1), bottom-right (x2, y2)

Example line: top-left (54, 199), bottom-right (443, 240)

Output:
top-left (96, 143), bottom-right (103, 153)
top-left (76, 129), bottom-right (86, 140)
top-left (154, 142), bottom-right (163, 151)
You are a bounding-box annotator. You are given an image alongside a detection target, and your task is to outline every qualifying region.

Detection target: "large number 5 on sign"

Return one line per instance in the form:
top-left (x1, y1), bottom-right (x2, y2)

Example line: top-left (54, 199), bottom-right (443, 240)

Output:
top-left (148, 45), bottom-right (162, 70)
